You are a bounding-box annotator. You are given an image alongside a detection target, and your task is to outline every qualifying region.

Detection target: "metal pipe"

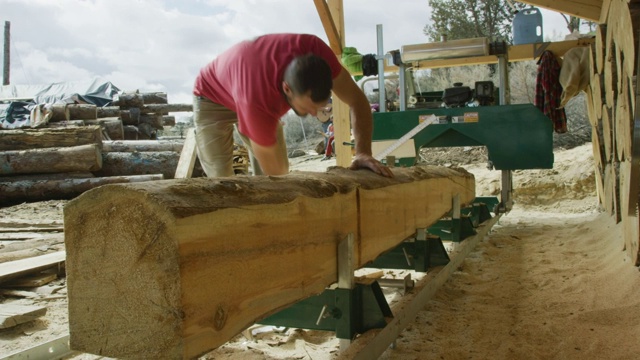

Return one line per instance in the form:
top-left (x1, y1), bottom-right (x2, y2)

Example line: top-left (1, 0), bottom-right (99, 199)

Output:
top-left (376, 24), bottom-right (386, 113)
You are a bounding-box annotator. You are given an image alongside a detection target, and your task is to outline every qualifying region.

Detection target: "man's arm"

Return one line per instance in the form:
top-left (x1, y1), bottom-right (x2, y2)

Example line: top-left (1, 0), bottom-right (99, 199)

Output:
top-left (251, 141), bottom-right (289, 175)
top-left (331, 67), bottom-right (393, 177)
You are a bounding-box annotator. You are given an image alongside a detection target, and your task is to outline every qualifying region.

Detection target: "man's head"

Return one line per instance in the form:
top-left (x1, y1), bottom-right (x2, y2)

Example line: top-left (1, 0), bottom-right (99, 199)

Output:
top-left (282, 54), bottom-right (332, 117)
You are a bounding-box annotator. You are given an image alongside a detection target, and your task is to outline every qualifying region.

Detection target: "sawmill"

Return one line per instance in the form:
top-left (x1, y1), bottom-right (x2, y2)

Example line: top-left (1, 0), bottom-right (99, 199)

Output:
top-left (1, 0), bottom-right (639, 359)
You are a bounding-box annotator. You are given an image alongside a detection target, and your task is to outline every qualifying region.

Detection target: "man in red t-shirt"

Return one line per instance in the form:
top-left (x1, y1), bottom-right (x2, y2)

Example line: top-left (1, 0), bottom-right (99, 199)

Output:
top-left (193, 33), bottom-right (392, 178)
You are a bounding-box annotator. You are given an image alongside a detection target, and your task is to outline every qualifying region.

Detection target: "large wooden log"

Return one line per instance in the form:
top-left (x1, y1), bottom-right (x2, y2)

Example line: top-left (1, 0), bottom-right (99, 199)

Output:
top-left (64, 166), bottom-right (475, 358)
top-left (113, 92), bottom-right (144, 108)
top-left (0, 126), bottom-right (102, 151)
top-left (0, 144), bottom-right (102, 175)
top-left (67, 104), bottom-right (97, 120)
top-left (96, 106), bottom-right (121, 118)
top-left (141, 92), bottom-right (168, 104)
top-left (94, 151), bottom-right (189, 179)
top-left (141, 103), bottom-right (193, 114)
top-left (84, 118), bottom-right (124, 140)
top-left (102, 140), bottom-right (184, 152)
top-left (0, 174), bottom-right (163, 206)
top-left (50, 103), bottom-right (70, 122)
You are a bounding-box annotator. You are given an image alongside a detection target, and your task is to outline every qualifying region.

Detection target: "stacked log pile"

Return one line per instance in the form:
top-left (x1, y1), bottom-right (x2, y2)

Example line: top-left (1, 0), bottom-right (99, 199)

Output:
top-left (0, 91), bottom-right (249, 206)
top-left (585, 0), bottom-right (640, 263)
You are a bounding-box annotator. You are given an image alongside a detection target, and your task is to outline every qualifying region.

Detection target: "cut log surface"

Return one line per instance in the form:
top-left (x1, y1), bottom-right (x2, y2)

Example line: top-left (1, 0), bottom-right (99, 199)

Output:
top-left (0, 144), bottom-right (102, 176)
top-left (64, 166), bottom-right (475, 359)
top-left (0, 126), bottom-right (102, 151)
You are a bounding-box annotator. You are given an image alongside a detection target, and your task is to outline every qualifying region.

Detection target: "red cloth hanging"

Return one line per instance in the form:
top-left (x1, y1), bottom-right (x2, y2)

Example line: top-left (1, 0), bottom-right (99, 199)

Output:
top-left (535, 50), bottom-right (567, 133)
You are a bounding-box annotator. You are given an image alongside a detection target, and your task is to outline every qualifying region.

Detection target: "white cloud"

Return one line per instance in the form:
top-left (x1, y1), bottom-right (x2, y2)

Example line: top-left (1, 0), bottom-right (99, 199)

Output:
top-left (1, 0), bottom-right (571, 105)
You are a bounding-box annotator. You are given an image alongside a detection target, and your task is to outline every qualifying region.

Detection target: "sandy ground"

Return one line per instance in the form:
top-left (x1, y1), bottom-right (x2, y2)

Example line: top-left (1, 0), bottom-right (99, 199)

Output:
top-left (2, 143), bottom-right (640, 359)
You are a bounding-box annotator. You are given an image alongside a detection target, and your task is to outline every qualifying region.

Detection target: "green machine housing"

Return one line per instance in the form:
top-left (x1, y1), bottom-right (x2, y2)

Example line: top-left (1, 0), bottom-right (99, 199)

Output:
top-left (372, 103), bottom-right (554, 170)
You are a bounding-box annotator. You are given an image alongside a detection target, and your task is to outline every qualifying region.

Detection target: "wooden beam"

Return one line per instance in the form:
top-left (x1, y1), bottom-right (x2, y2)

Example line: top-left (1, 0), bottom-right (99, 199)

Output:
top-left (410, 38), bottom-right (595, 69)
top-left (174, 128), bottom-right (197, 179)
top-left (314, 0), bottom-right (342, 55)
top-left (64, 165), bottom-right (475, 359)
top-left (518, 0), bottom-right (602, 22)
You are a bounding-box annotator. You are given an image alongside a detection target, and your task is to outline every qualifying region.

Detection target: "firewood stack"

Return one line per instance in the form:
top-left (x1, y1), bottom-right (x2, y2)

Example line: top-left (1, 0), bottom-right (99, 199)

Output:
top-left (0, 91), bottom-right (201, 206)
top-left (584, 0), bottom-right (640, 263)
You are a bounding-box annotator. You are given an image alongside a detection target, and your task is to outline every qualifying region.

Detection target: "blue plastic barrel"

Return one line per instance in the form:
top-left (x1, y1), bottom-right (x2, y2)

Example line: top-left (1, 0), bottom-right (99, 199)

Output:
top-left (513, 7), bottom-right (543, 45)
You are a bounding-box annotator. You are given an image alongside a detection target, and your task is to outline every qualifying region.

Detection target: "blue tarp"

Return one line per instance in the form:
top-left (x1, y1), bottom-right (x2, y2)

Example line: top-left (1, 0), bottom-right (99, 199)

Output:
top-left (0, 78), bottom-right (121, 129)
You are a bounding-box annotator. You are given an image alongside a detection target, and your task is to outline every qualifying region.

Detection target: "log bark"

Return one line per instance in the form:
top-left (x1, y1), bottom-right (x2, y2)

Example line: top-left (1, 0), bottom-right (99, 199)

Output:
top-left (102, 140), bottom-right (184, 153)
top-left (141, 92), bottom-right (168, 104)
top-left (50, 103), bottom-right (70, 122)
top-left (84, 118), bottom-right (124, 140)
top-left (113, 92), bottom-right (144, 108)
top-left (0, 174), bottom-right (163, 206)
top-left (94, 151), bottom-right (205, 179)
top-left (163, 115), bottom-right (176, 127)
top-left (0, 126), bottom-right (102, 151)
top-left (0, 144), bottom-right (102, 175)
top-left (120, 108), bottom-right (141, 125)
top-left (63, 166), bottom-right (475, 359)
top-left (123, 125), bottom-right (139, 140)
top-left (140, 113), bottom-right (164, 130)
top-left (67, 104), bottom-right (97, 120)
top-left (45, 120), bottom-right (86, 128)
top-left (141, 103), bottom-right (193, 114)
top-left (96, 106), bottom-right (121, 118)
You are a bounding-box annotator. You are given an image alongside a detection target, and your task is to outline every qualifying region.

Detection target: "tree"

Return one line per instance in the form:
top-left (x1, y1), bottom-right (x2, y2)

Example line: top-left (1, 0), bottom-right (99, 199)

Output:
top-left (424, 0), bottom-right (527, 43)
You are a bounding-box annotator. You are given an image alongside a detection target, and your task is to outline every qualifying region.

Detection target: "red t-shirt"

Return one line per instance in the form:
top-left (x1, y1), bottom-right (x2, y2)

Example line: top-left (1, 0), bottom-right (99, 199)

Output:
top-left (193, 33), bottom-right (343, 146)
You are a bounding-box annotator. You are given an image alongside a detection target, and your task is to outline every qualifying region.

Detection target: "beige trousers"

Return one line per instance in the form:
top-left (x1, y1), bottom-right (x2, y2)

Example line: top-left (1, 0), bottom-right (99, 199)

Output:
top-left (193, 95), bottom-right (287, 177)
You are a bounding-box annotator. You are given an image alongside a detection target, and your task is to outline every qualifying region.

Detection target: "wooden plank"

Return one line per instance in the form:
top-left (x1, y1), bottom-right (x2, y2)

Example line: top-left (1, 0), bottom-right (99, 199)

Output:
top-left (4, 272), bottom-right (57, 288)
top-left (64, 165), bottom-right (475, 359)
top-left (0, 251), bottom-right (65, 284)
top-left (174, 128), bottom-right (197, 179)
top-left (0, 232), bottom-right (60, 240)
top-left (313, 0), bottom-right (343, 55)
top-left (0, 304), bottom-right (47, 329)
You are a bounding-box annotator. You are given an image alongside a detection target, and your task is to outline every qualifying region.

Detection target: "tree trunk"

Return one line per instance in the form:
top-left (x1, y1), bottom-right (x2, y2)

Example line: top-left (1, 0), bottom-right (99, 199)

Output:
top-left (50, 103), bottom-right (70, 121)
top-left (0, 126), bottom-right (102, 151)
top-left (64, 166), bottom-right (475, 359)
top-left (162, 115), bottom-right (176, 127)
top-left (141, 103), bottom-right (193, 114)
top-left (45, 120), bottom-right (86, 128)
top-left (96, 106), bottom-right (121, 118)
top-left (94, 151), bottom-right (195, 179)
top-left (141, 92), bottom-right (168, 104)
top-left (67, 104), bottom-right (97, 120)
top-left (84, 118), bottom-right (124, 140)
top-left (0, 174), bottom-right (163, 206)
top-left (140, 114), bottom-right (164, 130)
top-left (102, 140), bottom-right (184, 153)
top-left (123, 125), bottom-right (138, 140)
top-left (120, 108), bottom-right (141, 125)
top-left (0, 144), bottom-right (102, 175)
top-left (113, 92), bottom-right (144, 108)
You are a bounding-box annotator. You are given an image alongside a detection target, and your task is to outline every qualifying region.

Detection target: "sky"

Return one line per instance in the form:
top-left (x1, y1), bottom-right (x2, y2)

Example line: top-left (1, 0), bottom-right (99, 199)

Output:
top-left (1, 0), bottom-right (575, 105)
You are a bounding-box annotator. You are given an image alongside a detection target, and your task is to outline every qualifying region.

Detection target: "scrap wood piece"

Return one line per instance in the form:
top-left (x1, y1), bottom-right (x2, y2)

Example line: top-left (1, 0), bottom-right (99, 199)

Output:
top-left (4, 272), bottom-right (58, 288)
top-left (0, 304), bottom-right (47, 329)
top-left (174, 128), bottom-right (197, 179)
top-left (0, 251), bottom-right (65, 284)
top-left (64, 165), bottom-right (475, 359)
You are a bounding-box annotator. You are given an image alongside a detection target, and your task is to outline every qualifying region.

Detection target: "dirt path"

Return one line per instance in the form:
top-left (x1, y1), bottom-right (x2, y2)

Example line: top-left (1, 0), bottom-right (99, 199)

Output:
top-left (379, 208), bottom-right (640, 360)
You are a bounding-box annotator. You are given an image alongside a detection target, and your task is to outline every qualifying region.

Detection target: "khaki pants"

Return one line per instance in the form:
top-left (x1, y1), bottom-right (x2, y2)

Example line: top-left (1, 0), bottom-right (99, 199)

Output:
top-left (193, 95), bottom-right (287, 177)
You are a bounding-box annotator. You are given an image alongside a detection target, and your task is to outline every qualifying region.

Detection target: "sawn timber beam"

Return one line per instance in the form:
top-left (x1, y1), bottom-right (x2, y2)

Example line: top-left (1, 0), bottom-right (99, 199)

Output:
top-left (63, 165), bottom-right (475, 359)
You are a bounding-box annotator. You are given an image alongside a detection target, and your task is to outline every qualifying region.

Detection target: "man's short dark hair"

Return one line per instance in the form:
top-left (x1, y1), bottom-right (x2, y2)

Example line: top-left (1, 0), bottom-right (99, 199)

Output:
top-left (284, 54), bottom-right (332, 102)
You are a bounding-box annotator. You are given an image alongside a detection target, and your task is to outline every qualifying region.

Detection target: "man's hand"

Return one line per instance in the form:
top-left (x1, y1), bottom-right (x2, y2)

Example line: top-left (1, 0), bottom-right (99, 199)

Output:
top-left (349, 153), bottom-right (394, 178)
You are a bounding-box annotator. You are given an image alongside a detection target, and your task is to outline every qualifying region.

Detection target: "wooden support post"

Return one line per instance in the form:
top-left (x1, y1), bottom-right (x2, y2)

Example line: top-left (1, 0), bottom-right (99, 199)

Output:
top-left (174, 128), bottom-right (197, 179)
